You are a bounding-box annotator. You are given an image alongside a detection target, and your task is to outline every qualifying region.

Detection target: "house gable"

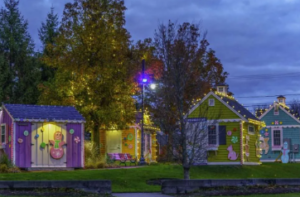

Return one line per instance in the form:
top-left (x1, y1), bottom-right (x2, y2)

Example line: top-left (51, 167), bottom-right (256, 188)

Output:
top-left (260, 107), bottom-right (300, 126)
top-left (188, 94), bottom-right (240, 120)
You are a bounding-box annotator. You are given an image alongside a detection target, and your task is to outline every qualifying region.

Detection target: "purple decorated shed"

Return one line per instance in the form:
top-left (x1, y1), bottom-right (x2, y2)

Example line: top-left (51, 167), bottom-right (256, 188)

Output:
top-left (0, 104), bottom-right (85, 169)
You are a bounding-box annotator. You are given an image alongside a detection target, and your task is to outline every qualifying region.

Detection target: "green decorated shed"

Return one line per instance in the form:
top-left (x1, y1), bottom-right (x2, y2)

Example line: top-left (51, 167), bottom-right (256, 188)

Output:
top-left (186, 84), bottom-right (265, 165)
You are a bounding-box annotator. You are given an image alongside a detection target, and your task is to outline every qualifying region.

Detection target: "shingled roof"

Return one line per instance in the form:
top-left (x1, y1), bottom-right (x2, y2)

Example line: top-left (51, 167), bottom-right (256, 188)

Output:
top-left (215, 94), bottom-right (259, 121)
top-left (3, 104), bottom-right (85, 123)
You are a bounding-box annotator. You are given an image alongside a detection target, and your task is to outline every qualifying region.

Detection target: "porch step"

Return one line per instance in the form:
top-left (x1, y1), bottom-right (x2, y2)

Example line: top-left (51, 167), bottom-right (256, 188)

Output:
top-left (26, 167), bottom-right (74, 171)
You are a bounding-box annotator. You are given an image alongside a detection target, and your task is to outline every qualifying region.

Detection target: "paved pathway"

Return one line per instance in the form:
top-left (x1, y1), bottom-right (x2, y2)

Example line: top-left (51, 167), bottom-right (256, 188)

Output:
top-left (113, 193), bottom-right (171, 197)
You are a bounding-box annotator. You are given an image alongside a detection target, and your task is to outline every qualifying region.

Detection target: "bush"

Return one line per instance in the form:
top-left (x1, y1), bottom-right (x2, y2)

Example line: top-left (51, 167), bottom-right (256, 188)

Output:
top-left (105, 163), bottom-right (120, 168)
top-left (84, 142), bottom-right (102, 164)
top-left (96, 162), bottom-right (105, 169)
top-left (0, 154), bottom-right (13, 168)
top-left (85, 163), bottom-right (95, 169)
top-left (7, 166), bottom-right (21, 173)
top-left (0, 164), bottom-right (7, 173)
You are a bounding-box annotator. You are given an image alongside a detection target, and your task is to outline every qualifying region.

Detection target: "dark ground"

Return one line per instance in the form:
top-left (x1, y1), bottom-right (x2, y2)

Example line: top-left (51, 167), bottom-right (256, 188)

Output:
top-left (0, 188), bottom-right (111, 197)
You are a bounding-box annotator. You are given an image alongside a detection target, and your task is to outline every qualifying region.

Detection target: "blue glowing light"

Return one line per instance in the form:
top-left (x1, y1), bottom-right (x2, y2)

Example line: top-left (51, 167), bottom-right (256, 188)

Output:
top-left (142, 78), bottom-right (148, 83)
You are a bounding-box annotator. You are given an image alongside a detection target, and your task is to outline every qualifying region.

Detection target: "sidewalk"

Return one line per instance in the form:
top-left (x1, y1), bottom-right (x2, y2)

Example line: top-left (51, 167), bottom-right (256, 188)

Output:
top-left (113, 193), bottom-right (171, 197)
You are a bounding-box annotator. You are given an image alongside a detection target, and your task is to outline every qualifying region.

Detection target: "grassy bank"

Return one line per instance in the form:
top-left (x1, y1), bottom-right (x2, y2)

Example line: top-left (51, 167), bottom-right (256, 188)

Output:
top-left (0, 163), bottom-right (300, 192)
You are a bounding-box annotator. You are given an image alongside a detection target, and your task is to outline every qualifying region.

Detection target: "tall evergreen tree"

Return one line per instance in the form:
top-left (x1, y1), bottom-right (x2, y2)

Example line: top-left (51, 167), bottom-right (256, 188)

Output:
top-left (0, 0), bottom-right (40, 104)
top-left (38, 7), bottom-right (59, 82)
top-left (39, 0), bottom-right (136, 148)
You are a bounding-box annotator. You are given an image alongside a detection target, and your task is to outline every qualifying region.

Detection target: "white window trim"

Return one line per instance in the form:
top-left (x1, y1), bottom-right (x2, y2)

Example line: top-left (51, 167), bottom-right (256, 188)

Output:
top-left (1, 124), bottom-right (6, 145)
top-left (248, 125), bottom-right (255, 135)
top-left (208, 99), bottom-right (215, 106)
top-left (218, 87), bottom-right (224, 93)
top-left (271, 127), bottom-right (283, 150)
top-left (207, 123), bottom-right (219, 150)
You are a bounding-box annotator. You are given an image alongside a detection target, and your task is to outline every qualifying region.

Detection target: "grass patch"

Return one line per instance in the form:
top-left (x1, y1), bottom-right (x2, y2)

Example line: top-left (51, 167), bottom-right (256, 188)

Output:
top-left (1, 163), bottom-right (300, 192)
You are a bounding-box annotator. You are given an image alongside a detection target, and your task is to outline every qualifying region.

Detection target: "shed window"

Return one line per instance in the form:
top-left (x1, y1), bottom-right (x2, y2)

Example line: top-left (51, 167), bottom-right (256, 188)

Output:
top-left (208, 99), bottom-right (215, 106)
top-left (273, 130), bottom-right (281, 146)
top-left (218, 125), bottom-right (226, 145)
top-left (1, 124), bottom-right (6, 144)
top-left (248, 125), bottom-right (255, 135)
top-left (208, 125), bottom-right (217, 145)
top-left (218, 87), bottom-right (224, 92)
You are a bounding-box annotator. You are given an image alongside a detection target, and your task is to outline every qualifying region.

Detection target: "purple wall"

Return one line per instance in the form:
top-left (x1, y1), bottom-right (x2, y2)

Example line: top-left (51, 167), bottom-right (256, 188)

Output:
top-left (2, 109), bottom-right (13, 160)
top-left (15, 122), bottom-right (31, 168)
top-left (66, 123), bottom-right (82, 168)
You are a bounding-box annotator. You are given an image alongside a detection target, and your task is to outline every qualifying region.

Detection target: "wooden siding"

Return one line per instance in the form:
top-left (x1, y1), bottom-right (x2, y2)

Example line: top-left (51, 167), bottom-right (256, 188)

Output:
top-left (137, 129), bottom-right (141, 159)
top-left (188, 95), bottom-right (240, 119)
top-left (121, 128), bottom-right (135, 156)
top-left (208, 122), bottom-right (241, 162)
top-left (15, 122), bottom-right (31, 168)
top-left (1, 109), bottom-right (13, 160)
top-left (260, 107), bottom-right (300, 162)
top-left (242, 122), bottom-right (260, 163)
top-left (261, 127), bottom-right (300, 161)
top-left (66, 123), bottom-right (82, 167)
top-left (151, 133), bottom-right (157, 161)
top-left (263, 108), bottom-right (299, 126)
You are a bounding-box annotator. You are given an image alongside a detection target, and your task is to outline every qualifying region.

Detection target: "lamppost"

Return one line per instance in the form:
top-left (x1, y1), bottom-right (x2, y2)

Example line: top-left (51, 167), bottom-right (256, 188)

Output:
top-left (139, 59), bottom-right (147, 165)
top-left (138, 59), bottom-right (156, 165)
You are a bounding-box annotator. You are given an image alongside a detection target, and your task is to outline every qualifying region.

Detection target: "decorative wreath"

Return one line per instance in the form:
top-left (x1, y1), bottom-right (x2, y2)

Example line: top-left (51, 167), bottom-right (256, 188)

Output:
top-left (40, 142), bottom-right (46, 148)
top-left (127, 133), bottom-right (134, 141)
top-left (24, 130), bottom-right (29, 136)
top-left (69, 129), bottom-right (74, 135)
top-left (231, 136), bottom-right (238, 144)
top-left (227, 131), bottom-right (232, 136)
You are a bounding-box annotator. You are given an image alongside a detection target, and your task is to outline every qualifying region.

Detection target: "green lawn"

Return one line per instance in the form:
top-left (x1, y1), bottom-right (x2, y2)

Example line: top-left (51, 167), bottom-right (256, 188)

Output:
top-left (1, 163), bottom-right (300, 192)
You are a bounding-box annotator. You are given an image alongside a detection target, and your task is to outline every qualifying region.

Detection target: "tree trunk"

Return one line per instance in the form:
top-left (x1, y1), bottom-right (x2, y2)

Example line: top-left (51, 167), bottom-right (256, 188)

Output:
top-left (183, 166), bottom-right (190, 180)
top-left (92, 124), bottom-right (100, 155)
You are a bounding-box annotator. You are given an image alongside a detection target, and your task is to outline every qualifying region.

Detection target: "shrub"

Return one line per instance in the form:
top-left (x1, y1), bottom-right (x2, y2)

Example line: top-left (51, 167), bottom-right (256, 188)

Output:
top-left (0, 154), bottom-right (13, 168)
top-left (0, 164), bottom-right (7, 173)
top-left (84, 141), bottom-right (102, 164)
top-left (96, 162), bottom-right (105, 169)
top-left (7, 166), bottom-right (21, 173)
top-left (105, 163), bottom-right (120, 168)
top-left (85, 163), bottom-right (95, 169)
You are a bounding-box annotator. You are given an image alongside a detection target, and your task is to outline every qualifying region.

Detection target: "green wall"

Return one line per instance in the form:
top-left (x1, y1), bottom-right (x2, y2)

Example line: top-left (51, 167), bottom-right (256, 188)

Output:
top-left (188, 95), bottom-right (240, 120)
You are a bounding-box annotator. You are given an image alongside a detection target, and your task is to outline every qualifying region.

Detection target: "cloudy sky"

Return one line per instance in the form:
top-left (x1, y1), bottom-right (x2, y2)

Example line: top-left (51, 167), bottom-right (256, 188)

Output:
top-left (1, 0), bottom-right (300, 110)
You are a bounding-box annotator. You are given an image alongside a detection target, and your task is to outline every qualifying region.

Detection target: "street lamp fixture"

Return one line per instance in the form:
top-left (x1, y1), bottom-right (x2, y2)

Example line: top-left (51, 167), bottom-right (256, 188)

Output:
top-left (150, 83), bottom-right (156, 90)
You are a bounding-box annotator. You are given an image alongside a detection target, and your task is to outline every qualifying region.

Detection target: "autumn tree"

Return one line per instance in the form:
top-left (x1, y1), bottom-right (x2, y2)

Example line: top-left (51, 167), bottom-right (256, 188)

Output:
top-left (39, 0), bottom-right (136, 149)
top-left (149, 21), bottom-right (228, 179)
top-left (0, 0), bottom-right (41, 104)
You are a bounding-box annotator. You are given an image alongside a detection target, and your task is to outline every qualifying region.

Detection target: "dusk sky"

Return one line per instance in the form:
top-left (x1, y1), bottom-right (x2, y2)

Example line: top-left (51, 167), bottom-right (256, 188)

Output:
top-left (1, 0), bottom-right (300, 111)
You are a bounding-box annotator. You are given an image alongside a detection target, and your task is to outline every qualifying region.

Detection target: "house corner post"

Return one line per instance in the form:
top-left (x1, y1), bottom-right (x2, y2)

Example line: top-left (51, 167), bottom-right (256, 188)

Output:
top-left (240, 121), bottom-right (243, 165)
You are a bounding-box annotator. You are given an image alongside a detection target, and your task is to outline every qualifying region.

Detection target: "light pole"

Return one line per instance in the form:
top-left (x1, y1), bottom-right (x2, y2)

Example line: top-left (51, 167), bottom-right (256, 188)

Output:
top-left (139, 59), bottom-right (147, 165)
